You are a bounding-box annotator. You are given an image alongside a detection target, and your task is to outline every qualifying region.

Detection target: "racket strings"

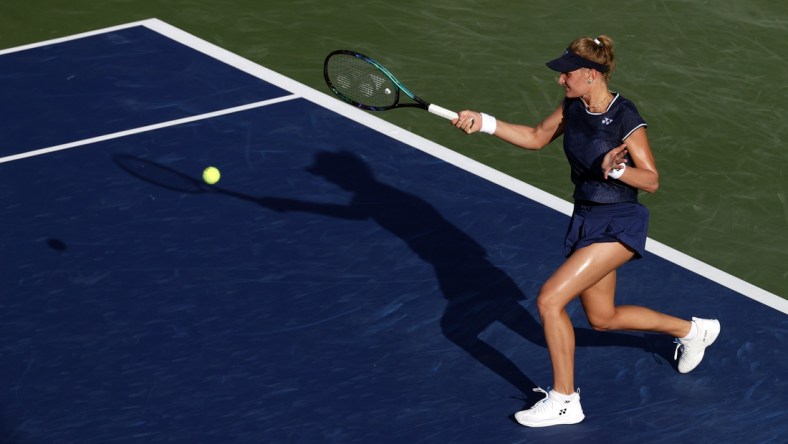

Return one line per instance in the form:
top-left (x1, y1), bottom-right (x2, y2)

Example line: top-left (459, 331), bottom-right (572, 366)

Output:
top-left (325, 54), bottom-right (398, 108)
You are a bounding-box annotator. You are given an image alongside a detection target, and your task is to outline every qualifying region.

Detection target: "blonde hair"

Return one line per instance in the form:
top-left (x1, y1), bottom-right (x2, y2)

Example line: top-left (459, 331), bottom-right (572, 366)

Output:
top-left (569, 35), bottom-right (616, 81)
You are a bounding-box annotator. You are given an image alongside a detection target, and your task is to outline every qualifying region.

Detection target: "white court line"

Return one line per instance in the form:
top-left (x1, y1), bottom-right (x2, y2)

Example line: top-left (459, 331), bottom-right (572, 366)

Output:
top-left (0, 20), bottom-right (155, 56)
top-left (0, 95), bottom-right (298, 164)
top-left (4, 19), bottom-right (786, 314)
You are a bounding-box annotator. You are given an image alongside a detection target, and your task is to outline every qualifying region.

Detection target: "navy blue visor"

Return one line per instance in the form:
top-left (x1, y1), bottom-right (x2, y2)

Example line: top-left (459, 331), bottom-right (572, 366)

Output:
top-left (546, 49), bottom-right (608, 73)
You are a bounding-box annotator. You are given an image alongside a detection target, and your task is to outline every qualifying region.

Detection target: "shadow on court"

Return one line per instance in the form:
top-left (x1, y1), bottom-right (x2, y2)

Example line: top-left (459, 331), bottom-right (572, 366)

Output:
top-left (114, 151), bottom-right (673, 405)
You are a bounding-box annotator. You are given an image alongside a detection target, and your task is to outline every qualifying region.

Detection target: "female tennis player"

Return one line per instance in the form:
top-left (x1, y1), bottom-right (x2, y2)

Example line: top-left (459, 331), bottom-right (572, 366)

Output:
top-left (452, 35), bottom-right (720, 427)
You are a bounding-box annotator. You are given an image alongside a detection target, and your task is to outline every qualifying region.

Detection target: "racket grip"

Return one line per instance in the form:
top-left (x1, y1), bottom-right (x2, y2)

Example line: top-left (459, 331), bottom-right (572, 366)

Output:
top-left (428, 104), bottom-right (459, 121)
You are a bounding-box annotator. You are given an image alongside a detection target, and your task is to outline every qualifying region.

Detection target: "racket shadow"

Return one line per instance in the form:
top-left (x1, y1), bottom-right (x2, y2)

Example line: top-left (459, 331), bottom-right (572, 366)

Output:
top-left (113, 154), bottom-right (260, 204)
top-left (255, 150), bottom-right (672, 402)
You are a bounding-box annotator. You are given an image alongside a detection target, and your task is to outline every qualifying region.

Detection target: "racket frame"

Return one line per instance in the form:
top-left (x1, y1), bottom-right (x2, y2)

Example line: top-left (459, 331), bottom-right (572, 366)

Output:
top-left (323, 50), bottom-right (458, 120)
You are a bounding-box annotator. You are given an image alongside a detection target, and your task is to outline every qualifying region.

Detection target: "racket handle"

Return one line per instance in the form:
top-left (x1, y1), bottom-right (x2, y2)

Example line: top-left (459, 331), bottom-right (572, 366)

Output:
top-left (428, 104), bottom-right (459, 121)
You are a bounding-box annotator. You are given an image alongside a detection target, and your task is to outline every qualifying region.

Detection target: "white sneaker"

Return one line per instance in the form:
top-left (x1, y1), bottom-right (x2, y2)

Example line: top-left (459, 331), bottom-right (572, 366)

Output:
top-left (514, 388), bottom-right (585, 427)
top-left (674, 317), bottom-right (721, 373)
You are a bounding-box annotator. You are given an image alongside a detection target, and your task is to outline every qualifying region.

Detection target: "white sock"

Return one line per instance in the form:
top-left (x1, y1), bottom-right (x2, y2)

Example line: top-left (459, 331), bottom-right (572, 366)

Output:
top-left (549, 389), bottom-right (577, 403)
top-left (681, 320), bottom-right (699, 341)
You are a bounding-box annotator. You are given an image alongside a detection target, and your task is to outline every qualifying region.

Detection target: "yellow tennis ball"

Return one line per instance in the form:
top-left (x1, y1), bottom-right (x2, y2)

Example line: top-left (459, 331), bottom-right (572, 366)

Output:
top-left (202, 166), bottom-right (221, 185)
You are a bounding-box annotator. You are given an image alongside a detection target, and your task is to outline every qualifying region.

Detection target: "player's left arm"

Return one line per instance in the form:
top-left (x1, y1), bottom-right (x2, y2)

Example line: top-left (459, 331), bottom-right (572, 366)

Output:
top-left (603, 127), bottom-right (659, 193)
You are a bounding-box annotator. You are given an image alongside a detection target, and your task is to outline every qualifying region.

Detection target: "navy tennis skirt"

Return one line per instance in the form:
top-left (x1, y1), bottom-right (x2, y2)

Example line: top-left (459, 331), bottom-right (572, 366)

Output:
top-left (563, 200), bottom-right (649, 259)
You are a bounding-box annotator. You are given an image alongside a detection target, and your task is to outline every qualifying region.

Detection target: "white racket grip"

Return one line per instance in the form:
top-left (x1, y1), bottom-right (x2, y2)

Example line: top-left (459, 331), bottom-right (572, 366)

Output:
top-left (428, 104), bottom-right (459, 121)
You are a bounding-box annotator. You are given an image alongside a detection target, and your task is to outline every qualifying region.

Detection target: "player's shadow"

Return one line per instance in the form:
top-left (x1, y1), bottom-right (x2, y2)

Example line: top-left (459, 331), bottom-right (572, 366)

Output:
top-left (114, 152), bottom-right (671, 402)
top-left (257, 151), bottom-right (668, 400)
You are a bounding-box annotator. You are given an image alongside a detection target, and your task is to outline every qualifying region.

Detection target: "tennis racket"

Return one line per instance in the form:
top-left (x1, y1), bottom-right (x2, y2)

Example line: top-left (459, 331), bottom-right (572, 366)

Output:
top-left (323, 50), bottom-right (458, 121)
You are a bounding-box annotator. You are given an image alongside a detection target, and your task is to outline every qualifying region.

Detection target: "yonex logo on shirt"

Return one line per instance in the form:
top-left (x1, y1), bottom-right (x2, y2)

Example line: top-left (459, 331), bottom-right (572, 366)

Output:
top-left (602, 117), bottom-right (613, 125)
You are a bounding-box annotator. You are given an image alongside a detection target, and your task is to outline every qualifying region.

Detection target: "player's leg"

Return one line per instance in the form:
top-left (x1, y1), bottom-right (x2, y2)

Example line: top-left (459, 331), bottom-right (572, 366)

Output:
top-left (538, 242), bottom-right (634, 395)
top-left (579, 262), bottom-right (719, 374)
top-left (580, 272), bottom-right (692, 337)
top-left (515, 241), bottom-right (632, 427)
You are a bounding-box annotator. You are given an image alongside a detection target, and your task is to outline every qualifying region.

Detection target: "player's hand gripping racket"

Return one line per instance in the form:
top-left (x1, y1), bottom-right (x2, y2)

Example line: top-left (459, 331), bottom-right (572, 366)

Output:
top-left (323, 50), bottom-right (458, 121)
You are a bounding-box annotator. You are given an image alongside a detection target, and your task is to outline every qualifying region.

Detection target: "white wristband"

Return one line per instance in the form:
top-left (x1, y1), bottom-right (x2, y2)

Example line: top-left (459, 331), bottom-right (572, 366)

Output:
top-left (480, 113), bottom-right (497, 135)
top-left (608, 163), bottom-right (626, 179)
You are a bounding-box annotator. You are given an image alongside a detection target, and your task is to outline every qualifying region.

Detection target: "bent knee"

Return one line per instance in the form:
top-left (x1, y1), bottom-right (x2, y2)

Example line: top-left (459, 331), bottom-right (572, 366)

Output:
top-left (586, 312), bottom-right (618, 331)
top-left (587, 318), bottom-right (615, 331)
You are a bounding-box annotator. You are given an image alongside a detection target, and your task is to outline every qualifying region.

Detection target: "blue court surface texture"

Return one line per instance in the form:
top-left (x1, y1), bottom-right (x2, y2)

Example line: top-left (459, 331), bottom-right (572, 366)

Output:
top-left (1, 20), bottom-right (786, 443)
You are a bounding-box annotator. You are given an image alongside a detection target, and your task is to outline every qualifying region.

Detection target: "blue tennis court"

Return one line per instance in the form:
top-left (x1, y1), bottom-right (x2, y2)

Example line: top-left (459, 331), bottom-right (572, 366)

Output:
top-left (1, 19), bottom-right (785, 443)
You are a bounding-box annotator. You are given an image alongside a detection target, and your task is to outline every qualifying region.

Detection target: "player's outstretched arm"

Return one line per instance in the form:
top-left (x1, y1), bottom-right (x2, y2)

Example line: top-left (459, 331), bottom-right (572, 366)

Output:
top-left (452, 104), bottom-right (564, 150)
